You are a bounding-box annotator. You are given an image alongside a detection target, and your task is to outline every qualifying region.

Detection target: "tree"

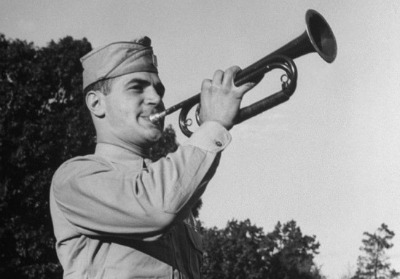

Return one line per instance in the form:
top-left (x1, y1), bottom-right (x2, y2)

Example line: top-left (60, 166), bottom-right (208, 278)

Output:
top-left (149, 124), bottom-right (178, 160)
top-left (262, 220), bottom-right (324, 279)
top-left (0, 34), bottom-right (93, 279)
top-left (352, 223), bottom-right (399, 279)
top-left (201, 219), bottom-right (268, 279)
top-left (201, 219), bottom-right (324, 279)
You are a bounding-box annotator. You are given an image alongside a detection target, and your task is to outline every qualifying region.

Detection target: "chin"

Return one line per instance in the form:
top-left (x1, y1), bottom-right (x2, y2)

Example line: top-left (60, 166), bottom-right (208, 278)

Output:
top-left (144, 129), bottom-right (163, 144)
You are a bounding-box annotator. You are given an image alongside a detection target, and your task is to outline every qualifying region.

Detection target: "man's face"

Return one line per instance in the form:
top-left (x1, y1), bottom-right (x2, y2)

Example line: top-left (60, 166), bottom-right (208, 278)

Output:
top-left (103, 72), bottom-right (165, 148)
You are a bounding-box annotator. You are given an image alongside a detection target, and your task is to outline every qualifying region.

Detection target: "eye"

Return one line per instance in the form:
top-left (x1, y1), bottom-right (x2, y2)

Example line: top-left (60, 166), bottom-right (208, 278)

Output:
top-left (129, 84), bottom-right (144, 92)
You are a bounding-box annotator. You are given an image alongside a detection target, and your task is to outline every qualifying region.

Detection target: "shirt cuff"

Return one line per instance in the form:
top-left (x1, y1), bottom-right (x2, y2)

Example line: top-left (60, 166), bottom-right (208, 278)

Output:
top-left (182, 121), bottom-right (232, 152)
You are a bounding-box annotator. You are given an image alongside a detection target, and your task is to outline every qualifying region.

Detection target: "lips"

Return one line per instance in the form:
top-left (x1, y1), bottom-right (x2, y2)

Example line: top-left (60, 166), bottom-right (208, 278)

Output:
top-left (141, 111), bottom-right (157, 121)
top-left (140, 112), bottom-right (163, 129)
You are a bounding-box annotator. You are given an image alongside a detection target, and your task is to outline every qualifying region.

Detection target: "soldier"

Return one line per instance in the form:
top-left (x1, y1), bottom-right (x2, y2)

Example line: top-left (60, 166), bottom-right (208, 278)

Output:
top-left (50, 36), bottom-right (255, 278)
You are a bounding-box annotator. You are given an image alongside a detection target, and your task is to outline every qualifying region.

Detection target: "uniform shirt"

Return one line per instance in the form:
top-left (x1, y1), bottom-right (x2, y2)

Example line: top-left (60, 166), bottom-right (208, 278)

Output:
top-left (50, 122), bottom-right (231, 278)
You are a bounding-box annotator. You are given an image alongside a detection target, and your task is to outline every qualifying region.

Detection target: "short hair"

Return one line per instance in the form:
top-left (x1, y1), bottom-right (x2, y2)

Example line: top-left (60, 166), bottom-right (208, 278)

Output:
top-left (84, 78), bottom-right (114, 96)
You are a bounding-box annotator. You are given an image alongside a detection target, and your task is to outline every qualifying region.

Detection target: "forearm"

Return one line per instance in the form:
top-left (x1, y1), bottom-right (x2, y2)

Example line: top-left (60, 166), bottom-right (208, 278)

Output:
top-left (144, 121), bottom-right (230, 213)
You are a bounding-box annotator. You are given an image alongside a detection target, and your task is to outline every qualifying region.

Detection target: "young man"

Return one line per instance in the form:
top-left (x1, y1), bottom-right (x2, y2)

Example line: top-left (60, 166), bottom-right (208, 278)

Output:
top-left (50, 36), bottom-right (255, 278)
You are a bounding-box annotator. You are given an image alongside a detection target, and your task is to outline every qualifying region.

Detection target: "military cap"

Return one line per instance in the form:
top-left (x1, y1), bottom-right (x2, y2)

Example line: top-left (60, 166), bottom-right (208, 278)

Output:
top-left (80, 36), bottom-right (158, 90)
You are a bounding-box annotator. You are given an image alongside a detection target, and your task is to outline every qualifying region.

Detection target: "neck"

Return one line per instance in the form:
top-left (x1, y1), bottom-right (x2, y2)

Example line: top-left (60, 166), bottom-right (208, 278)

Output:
top-left (94, 122), bottom-right (151, 158)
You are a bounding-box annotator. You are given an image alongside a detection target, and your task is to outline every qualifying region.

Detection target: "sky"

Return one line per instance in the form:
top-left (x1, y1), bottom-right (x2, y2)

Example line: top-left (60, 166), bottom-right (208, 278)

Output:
top-left (1, 0), bottom-right (399, 278)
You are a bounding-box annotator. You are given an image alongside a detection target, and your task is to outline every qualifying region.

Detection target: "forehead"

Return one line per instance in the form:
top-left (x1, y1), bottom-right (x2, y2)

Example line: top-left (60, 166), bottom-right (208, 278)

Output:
top-left (113, 72), bottom-right (162, 88)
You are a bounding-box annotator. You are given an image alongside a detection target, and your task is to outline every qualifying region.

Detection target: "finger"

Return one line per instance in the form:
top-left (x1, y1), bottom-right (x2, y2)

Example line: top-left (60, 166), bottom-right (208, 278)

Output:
top-left (212, 70), bottom-right (224, 86)
top-left (201, 78), bottom-right (212, 92)
top-left (222, 65), bottom-right (241, 87)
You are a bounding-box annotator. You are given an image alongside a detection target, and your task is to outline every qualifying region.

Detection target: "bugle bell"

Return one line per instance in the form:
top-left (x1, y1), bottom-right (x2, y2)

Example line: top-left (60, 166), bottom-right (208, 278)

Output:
top-left (149, 9), bottom-right (337, 137)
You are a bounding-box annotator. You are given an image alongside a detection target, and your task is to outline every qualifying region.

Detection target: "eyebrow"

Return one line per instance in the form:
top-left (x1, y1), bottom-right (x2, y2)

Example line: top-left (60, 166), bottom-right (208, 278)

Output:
top-left (126, 78), bottom-right (150, 87)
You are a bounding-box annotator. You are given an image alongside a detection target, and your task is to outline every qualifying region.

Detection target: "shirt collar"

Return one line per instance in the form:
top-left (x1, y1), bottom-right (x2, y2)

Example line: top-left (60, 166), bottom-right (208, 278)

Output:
top-left (95, 143), bottom-right (146, 169)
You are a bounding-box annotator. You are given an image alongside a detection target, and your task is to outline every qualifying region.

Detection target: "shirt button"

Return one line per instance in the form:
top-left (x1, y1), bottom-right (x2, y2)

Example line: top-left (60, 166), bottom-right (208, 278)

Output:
top-left (215, 140), bottom-right (223, 147)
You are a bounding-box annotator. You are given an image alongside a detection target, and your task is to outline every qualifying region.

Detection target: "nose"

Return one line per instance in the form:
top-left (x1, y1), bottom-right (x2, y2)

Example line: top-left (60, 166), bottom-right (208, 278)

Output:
top-left (145, 86), bottom-right (162, 106)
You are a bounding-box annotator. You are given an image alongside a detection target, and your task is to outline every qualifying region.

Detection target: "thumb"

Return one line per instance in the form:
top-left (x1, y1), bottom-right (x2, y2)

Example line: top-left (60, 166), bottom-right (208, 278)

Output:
top-left (236, 81), bottom-right (257, 98)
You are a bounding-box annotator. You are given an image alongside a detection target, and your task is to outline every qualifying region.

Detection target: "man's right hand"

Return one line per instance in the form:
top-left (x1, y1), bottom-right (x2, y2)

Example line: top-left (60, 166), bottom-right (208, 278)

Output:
top-left (199, 66), bottom-right (256, 130)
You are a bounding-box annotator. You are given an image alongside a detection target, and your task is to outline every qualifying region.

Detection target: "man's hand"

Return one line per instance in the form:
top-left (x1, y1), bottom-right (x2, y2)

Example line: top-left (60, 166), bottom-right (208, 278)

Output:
top-left (199, 66), bottom-right (256, 130)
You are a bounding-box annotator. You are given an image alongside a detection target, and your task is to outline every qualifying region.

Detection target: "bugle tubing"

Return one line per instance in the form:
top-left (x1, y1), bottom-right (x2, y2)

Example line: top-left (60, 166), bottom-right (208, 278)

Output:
top-left (149, 9), bottom-right (337, 137)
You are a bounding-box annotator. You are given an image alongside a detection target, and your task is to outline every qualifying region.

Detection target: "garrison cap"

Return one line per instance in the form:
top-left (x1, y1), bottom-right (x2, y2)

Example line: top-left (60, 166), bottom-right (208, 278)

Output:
top-left (80, 36), bottom-right (158, 90)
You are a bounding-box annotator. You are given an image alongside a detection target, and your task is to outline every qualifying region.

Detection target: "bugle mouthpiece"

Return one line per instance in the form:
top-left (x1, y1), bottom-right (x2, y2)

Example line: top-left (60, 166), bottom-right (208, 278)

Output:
top-left (149, 111), bottom-right (167, 123)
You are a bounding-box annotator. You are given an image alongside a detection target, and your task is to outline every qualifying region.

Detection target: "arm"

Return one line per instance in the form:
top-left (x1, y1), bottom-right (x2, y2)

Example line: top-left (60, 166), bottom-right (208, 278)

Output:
top-left (52, 66), bottom-right (254, 238)
top-left (52, 122), bottom-right (230, 238)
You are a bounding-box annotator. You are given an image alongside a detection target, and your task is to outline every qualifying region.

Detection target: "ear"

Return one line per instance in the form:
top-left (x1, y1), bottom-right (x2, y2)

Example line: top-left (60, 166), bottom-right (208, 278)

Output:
top-left (86, 90), bottom-right (106, 118)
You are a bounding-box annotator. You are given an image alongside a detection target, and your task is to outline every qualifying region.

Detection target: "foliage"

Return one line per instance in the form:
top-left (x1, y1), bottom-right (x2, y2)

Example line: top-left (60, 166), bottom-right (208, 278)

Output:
top-left (149, 124), bottom-right (178, 161)
top-left (263, 220), bottom-right (324, 279)
top-left (0, 34), bottom-right (93, 279)
top-left (201, 219), bottom-right (325, 279)
top-left (352, 223), bottom-right (399, 279)
top-left (201, 219), bottom-right (267, 278)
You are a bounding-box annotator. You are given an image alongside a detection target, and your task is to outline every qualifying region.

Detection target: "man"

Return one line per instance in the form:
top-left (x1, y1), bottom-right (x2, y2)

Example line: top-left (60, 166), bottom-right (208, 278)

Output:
top-left (50, 36), bottom-right (255, 278)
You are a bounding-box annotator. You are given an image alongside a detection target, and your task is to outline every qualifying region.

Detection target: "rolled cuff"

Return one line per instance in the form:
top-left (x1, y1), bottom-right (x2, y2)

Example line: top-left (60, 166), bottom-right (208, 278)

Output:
top-left (183, 121), bottom-right (231, 152)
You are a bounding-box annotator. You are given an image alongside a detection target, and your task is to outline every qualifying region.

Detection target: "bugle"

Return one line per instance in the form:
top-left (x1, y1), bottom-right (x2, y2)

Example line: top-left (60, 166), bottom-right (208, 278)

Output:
top-left (149, 9), bottom-right (337, 137)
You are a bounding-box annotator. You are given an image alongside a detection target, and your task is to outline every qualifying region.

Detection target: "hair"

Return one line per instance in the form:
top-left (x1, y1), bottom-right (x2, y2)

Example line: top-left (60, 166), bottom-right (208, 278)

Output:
top-left (83, 78), bottom-right (114, 96)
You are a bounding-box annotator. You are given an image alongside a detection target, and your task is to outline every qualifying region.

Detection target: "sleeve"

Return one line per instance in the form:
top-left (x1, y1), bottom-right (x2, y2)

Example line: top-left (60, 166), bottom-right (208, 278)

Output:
top-left (51, 121), bottom-right (231, 238)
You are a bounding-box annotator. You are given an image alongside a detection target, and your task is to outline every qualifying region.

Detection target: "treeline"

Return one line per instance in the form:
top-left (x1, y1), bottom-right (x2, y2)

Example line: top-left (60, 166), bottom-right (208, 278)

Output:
top-left (0, 35), bottom-right (398, 279)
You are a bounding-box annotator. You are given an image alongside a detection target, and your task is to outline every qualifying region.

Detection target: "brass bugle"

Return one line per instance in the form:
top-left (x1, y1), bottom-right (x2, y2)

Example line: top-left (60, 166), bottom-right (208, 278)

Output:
top-left (149, 9), bottom-right (337, 137)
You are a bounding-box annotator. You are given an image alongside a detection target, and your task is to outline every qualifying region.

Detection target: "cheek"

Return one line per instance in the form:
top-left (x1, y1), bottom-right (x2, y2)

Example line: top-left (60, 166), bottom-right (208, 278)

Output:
top-left (107, 100), bottom-right (137, 125)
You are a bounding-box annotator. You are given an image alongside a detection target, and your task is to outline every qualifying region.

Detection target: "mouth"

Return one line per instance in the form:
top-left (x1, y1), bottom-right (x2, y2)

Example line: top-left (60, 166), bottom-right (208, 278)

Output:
top-left (141, 112), bottom-right (163, 129)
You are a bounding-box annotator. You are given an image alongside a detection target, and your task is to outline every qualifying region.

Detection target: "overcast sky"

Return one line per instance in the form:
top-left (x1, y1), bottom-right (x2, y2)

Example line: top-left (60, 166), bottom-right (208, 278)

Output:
top-left (1, 1), bottom-right (400, 278)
